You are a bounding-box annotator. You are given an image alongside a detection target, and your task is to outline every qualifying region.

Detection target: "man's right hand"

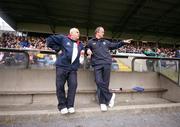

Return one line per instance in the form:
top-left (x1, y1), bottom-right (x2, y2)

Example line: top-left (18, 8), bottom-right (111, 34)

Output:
top-left (87, 49), bottom-right (92, 55)
top-left (123, 39), bottom-right (133, 44)
top-left (87, 49), bottom-right (92, 59)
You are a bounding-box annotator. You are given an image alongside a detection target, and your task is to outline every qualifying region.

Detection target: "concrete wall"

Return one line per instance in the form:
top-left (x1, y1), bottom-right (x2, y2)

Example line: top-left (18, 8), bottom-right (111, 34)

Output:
top-left (160, 75), bottom-right (180, 102)
top-left (0, 69), bottom-right (160, 92)
top-left (2, 69), bottom-right (180, 105)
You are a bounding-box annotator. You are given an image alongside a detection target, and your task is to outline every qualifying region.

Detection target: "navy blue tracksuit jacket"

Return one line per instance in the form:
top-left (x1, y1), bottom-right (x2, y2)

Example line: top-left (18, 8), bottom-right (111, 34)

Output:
top-left (46, 35), bottom-right (84, 71)
top-left (86, 38), bottom-right (125, 66)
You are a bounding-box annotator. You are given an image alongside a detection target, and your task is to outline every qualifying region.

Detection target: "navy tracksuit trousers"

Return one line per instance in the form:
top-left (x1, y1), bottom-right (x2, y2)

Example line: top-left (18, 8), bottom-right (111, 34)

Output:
top-left (94, 64), bottom-right (112, 104)
top-left (56, 67), bottom-right (77, 110)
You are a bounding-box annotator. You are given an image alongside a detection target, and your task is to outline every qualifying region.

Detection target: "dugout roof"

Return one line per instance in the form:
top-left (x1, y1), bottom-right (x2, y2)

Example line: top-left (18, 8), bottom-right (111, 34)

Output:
top-left (0, 0), bottom-right (180, 42)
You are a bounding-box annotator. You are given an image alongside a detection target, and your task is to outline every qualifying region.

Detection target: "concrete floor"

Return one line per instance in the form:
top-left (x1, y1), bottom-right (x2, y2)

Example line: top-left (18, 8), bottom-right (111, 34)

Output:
top-left (0, 98), bottom-right (180, 127)
top-left (0, 104), bottom-right (180, 127)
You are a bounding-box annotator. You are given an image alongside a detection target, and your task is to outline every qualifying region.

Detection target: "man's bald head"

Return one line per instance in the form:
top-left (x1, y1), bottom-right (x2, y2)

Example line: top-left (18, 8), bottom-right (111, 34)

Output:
top-left (69, 28), bottom-right (80, 41)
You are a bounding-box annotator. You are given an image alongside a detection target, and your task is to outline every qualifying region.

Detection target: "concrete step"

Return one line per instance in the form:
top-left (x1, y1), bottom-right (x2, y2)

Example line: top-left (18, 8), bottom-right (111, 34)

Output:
top-left (0, 88), bottom-right (167, 94)
top-left (0, 88), bottom-right (168, 105)
top-left (0, 97), bottom-right (171, 111)
top-left (0, 95), bottom-right (179, 127)
top-left (0, 103), bottom-right (180, 127)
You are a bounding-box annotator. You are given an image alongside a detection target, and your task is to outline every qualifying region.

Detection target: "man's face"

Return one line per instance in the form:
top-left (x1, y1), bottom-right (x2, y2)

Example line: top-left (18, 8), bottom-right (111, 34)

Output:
top-left (71, 29), bottom-right (80, 41)
top-left (97, 28), bottom-right (104, 38)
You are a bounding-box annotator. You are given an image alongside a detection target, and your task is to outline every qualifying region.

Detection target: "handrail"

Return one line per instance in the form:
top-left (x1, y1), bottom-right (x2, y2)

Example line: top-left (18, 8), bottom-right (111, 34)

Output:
top-left (1, 48), bottom-right (180, 68)
top-left (0, 48), bottom-right (56, 68)
top-left (111, 54), bottom-right (129, 58)
top-left (131, 56), bottom-right (180, 71)
top-left (1, 48), bottom-right (180, 66)
top-left (0, 48), bottom-right (56, 54)
top-left (0, 48), bottom-right (30, 68)
top-left (131, 56), bottom-right (180, 85)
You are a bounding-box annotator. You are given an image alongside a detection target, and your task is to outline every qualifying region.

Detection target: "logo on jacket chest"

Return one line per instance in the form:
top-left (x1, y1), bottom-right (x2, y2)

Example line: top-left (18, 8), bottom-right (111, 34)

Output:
top-left (66, 42), bottom-right (71, 46)
top-left (103, 41), bottom-right (106, 45)
top-left (92, 42), bottom-right (96, 45)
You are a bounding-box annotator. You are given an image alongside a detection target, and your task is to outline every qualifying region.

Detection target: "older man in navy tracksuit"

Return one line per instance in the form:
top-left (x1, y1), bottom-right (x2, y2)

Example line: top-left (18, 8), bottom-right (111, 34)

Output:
top-left (46, 28), bottom-right (84, 114)
top-left (86, 26), bottom-right (132, 111)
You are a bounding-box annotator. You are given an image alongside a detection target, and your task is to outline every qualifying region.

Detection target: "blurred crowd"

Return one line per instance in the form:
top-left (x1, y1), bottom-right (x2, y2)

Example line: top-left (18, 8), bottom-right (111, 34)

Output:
top-left (0, 32), bottom-right (55, 67)
top-left (0, 32), bottom-right (47, 50)
top-left (118, 43), bottom-right (175, 57)
top-left (0, 32), bottom-right (177, 58)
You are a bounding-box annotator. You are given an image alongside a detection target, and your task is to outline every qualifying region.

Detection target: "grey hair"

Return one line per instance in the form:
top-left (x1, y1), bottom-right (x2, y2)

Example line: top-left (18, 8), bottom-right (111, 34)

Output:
top-left (69, 28), bottom-right (79, 34)
top-left (95, 26), bottom-right (104, 34)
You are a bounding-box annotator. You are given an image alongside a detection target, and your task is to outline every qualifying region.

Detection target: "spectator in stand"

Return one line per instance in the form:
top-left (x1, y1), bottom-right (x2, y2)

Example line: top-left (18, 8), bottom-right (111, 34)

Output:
top-left (19, 37), bottom-right (30, 48)
top-left (143, 47), bottom-right (157, 71)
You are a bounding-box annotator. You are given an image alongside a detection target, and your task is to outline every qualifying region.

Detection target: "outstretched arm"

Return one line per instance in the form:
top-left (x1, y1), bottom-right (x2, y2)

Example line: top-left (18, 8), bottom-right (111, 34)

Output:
top-left (109, 39), bottom-right (132, 50)
top-left (46, 35), bottom-right (64, 52)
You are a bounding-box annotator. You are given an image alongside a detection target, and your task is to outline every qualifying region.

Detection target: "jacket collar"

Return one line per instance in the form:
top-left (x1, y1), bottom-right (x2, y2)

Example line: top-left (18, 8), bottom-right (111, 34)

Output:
top-left (67, 35), bottom-right (80, 45)
top-left (92, 37), bottom-right (104, 42)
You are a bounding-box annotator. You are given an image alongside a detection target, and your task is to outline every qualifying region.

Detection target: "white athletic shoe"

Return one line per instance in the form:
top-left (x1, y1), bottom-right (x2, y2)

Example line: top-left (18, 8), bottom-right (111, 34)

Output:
top-left (60, 108), bottom-right (68, 114)
top-left (68, 107), bottom-right (75, 114)
top-left (109, 93), bottom-right (115, 108)
top-left (100, 104), bottom-right (108, 112)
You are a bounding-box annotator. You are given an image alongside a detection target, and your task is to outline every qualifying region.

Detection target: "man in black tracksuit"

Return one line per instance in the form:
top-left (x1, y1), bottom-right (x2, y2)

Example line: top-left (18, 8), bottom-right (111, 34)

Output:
top-left (46, 28), bottom-right (84, 114)
top-left (86, 26), bottom-right (132, 111)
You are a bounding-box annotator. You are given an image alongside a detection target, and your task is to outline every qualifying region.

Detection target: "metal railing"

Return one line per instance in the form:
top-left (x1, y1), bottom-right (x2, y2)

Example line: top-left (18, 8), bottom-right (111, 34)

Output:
top-left (131, 56), bottom-right (180, 71)
top-left (131, 56), bottom-right (180, 85)
top-left (0, 48), bottom-right (56, 69)
top-left (1, 48), bottom-right (180, 85)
